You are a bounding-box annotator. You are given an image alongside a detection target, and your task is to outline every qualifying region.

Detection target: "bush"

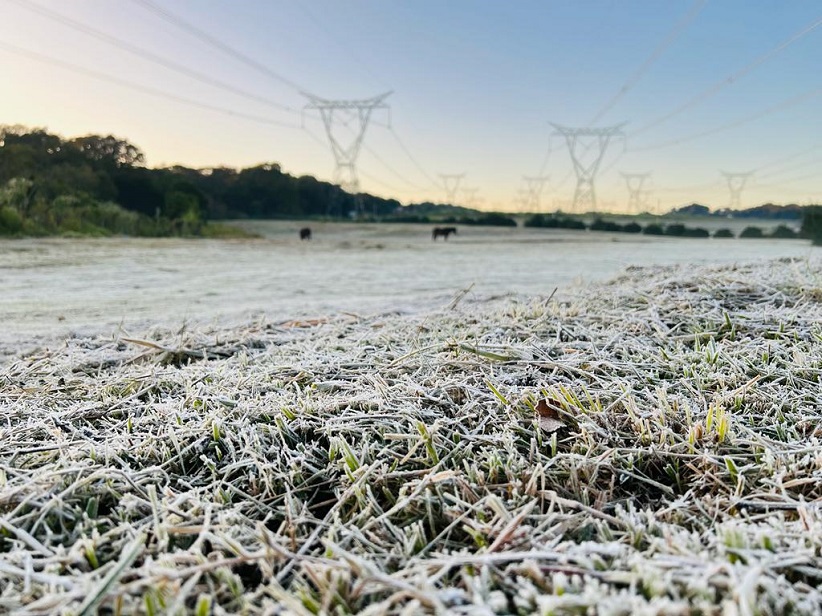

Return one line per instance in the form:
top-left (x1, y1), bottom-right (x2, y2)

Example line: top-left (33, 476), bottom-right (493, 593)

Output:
top-left (769, 224), bottom-right (798, 239)
top-left (714, 228), bottom-right (734, 238)
top-left (589, 218), bottom-right (623, 232)
top-left (664, 223), bottom-right (686, 236)
top-left (643, 223), bottom-right (665, 235)
top-left (524, 214), bottom-right (552, 227)
top-left (800, 205), bottom-right (822, 242)
top-left (524, 214), bottom-right (587, 230)
top-left (460, 213), bottom-right (517, 227)
top-left (0, 206), bottom-right (24, 235)
top-left (682, 227), bottom-right (710, 238)
top-left (622, 222), bottom-right (642, 233)
top-left (557, 217), bottom-right (587, 230)
top-left (739, 226), bottom-right (764, 238)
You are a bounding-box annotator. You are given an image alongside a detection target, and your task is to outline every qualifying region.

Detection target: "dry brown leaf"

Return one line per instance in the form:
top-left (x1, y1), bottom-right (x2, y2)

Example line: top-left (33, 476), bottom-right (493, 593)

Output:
top-left (280, 318), bottom-right (328, 328)
top-left (536, 397), bottom-right (565, 432)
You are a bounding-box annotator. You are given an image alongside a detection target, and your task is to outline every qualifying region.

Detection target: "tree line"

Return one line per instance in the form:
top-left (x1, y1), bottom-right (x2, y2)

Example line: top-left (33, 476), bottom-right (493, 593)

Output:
top-left (525, 214), bottom-right (804, 240)
top-left (1, 125), bottom-right (819, 241)
top-left (0, 125), bottom-right (408, 236)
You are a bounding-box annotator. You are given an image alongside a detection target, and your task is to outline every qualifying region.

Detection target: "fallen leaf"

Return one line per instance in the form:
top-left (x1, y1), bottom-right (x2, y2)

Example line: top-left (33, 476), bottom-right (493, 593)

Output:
top-left (279, 318), bottom-right (328, 328)
top-left (536, 397), bottom-right (565, 432)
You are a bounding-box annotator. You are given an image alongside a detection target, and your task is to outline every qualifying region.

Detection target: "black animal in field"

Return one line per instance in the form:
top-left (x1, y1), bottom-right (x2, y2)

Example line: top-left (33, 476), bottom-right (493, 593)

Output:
top-left (299, 227), bottom-right (312, 240)
top-left (432, 226), bottom-right (457, 240)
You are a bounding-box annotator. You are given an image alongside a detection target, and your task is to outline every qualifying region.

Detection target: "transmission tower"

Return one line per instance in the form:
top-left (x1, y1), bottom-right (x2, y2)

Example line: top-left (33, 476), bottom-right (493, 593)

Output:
top-left (721, 171), bottom-right (753, 210)
top-left (621, 172), bottom-right (652, 213)
top-left (303, 91), bottom-right (391, 217)
top-left (460, 187), bottom-right (480, 208)
top-left (439, 173), bottom-right (465, 205)
top-left (551, 123), bottom-right (625, 212)
top-left (514, 189), bottom-right (531, 212)
top-left (521, 175), bottom-right (550, 212)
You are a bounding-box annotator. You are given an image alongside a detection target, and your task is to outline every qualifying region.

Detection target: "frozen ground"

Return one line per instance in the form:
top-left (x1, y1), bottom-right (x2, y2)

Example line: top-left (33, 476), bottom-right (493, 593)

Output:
top-left (0, 221), bottom-right (816, 359)
top-left (2, 257), bottom-right (822, 613)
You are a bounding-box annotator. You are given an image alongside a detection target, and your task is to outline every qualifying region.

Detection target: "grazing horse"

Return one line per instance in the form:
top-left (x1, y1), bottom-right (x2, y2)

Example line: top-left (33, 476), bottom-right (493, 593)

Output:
top-left (432, 226), bottom-right (457, 241)
top-left (299, 227), bottom-right (312, 240)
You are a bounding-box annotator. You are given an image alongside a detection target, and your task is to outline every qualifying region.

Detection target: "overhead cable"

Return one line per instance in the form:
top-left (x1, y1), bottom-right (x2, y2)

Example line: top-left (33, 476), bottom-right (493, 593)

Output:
top-left (128, 0), bottom-right (306, 93)
top-left (8, 0), bottom-right (301, 115)
top-left (630, 13), bottom-right (822, 137)
top-left (588, 0), bottom-right (707, 126)
top-left (0, 41), bottom-right (300, 130)
top-left (631, 87), bottom-right (822, 152)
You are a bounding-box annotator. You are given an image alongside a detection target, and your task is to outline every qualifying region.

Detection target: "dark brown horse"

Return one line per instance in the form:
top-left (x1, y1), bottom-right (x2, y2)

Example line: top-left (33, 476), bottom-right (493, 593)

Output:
top-left (432, 226), bottom-right (457, 240)
top-left (299, 227), bottom-right (312, 240)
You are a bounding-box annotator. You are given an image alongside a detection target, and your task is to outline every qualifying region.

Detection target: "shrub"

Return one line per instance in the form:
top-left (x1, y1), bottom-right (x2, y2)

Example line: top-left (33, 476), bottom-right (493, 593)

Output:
top-left (622, 222), bottom-right (642, 233)
top-left (524, 214), bottom-right (586, 230)
top-left (460, 213), bottom-right (517, 227)
top-left (800, 205), bottom-right (822, 242)
top-left (589, 218), bottom-right (623, 232)
top-left (524, 214), bottom-right (551, 228)
top-left (740, 226), bottom-right (764, 239)
top-left (643, 223), bottom-right (665, 235)
top-left (769, 225), bottom-right (798, 239)
top-left (557, 217), bottom-right (587, 230)
top-left (682, 227), bottom-right (710, 238)
top-left (0, 206), bottom-right (24, 234)
top-left (714, 228), bottom-right (734, 238)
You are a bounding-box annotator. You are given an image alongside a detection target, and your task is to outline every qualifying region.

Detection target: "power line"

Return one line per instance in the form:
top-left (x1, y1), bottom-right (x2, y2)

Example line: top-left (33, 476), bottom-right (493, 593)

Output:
top-left (334, 123), bottom-right (429, 191)
top-left (132, 0), bottom-right (438, 199)
top-left (295, 1), bottom-right (390, 92)
top-left (550, 123), bottom-right (626, 211)
top-left (0, 41), bottom-right (300, 130)
top-left (754, 143), bottom-right (820, 176)
top-left (588, 0), bottom-right (707, 126)
top-left (8, 0), bottom-right (301, 115)
top-left (631, 13), bottom-right (822, 137)
top-left (630, 87), bottom-right (822, 152)
top-left (387, 127), bottom-right (442, 190)
top-left (128, 0), bottom-right (306, 93)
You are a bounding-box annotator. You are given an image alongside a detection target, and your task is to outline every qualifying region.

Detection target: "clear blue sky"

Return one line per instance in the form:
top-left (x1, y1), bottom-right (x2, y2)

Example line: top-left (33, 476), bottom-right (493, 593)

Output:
top-left (2, 0), bottom-right (820, 212)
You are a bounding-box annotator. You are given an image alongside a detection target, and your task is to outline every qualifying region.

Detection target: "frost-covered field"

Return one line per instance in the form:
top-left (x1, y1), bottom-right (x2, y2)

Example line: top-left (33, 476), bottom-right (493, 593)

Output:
top-left (2, 252), bottom-right (822, 613)
top-left (0, 221), bottom-right (815, 360)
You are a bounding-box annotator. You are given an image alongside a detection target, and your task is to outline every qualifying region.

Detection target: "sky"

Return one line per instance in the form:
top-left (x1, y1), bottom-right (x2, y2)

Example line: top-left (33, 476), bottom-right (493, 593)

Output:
top-left (1, 0), bottom-right (820, 213)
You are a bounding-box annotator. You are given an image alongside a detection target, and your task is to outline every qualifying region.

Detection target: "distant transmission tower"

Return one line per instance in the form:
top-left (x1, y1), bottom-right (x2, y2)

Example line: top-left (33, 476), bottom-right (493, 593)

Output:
top-left (514, 189), bottom-right (530, 212)
top-left (303, 91), bottom-right (391, 216)
top-left (439, 173), bottom-right (465, 204)
top-left (721, 171), bottom-right (753, 209)
top-left (461, 187), bottom-right (480, 208)
top-left (521, 175), bottom-right (550, 212)
top-left (621, 172), bottom-right (652, 213)
top-left (551, 123), bottom-right (625, 212)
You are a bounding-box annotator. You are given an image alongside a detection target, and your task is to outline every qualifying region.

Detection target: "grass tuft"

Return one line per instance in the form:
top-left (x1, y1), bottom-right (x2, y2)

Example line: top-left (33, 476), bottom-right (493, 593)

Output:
top-left (2, 257), bottom-right (822, 612)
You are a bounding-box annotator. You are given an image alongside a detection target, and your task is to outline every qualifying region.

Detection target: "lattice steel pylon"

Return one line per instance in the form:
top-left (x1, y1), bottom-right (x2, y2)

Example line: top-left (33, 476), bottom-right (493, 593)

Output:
top-left (303, 91), bottom-right (391, 217)
top-left (551, 123), bottom-right (626, 212)
top-left (521, 175), bottom-right (550, 212)
top-left (461, 187), bottom-right (479, 208)
top-left (721, 171), bottom-right (753, 210)
top-left (439, 173), bottom-right (465, 205)
top-left (621, 172), bottom-right (652, 213)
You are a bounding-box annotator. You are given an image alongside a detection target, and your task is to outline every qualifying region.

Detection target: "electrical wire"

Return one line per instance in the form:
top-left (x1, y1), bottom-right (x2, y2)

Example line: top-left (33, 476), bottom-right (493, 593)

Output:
top-left (754, 143), bottom-right (820, 176)
top-left (128, 0), bottom-right (306, 93)
top-left (630, 13), bottom-right (822, 137)
top-left (294, 1), bottom-right (390, 93)
top-left (630, 87), bottom-right (822, 152)
top-left (0, 41), bottom-right (301, 130)
top-left (387, 127), bottom-right (443, 190)
top-left (588, 0), bottom-right (707, 126)
top-left (360, 142), bottom-right (428, 190)
top-left (132, 0), bottom-right (440, 199)
top-left (8, 0), bottom-right (302, 115)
